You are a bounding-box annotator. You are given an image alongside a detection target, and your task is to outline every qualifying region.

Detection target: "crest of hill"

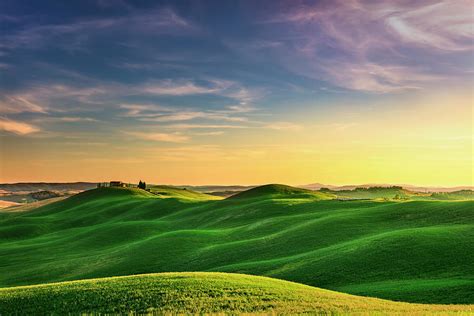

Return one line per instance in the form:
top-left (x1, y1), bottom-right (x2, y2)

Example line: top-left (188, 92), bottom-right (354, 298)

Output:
top-left (149, 185), bottom-right (221, 201)
top-left (228, 184), bottom-right (334, 200)
top-left (70, 186), bottom-right (219, 202)
top-left (73, 187), bottom-right (156, 200)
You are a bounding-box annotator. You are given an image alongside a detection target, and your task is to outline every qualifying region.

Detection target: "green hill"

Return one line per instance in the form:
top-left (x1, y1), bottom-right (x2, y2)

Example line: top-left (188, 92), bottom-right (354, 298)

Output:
top-left (149, 185), bottom-right (222, 201)
top-left (229, 183), bottom-right (333, 200)
top-left (324, 186), bottom-right (421, 200)
top-left (320, 186), bottom-right (474, 201)
top-left (1, 272), bottom-right (472, 315)
top-left (0, 185), bottom-right (473, 305)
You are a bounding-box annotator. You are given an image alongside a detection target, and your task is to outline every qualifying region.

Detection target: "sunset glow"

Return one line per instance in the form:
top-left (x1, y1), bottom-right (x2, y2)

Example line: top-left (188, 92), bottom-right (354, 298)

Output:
top-left (0, 0), bottom-right (472, 186)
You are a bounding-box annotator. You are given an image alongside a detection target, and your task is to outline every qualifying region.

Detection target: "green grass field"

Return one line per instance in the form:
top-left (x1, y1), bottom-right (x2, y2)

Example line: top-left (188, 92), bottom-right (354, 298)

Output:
top-left (1, 272), bottom-right (472, 315)
top-left (0, 185), bottom-right (473, 307)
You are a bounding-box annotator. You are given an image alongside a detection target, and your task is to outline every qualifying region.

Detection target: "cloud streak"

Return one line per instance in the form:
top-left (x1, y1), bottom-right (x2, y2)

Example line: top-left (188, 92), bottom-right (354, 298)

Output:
top-left (259, 0), bottom-right (473, 92)
top-left (1, 78), bottom-right (260, 116)
top-left (126, 131), bottom-right (189, 143)
top-left (0, 95), bottom-right (47, 114)
top-left (142, 79), bottom-right (231, 96)
top-left (0, 117), bottom-right (40, 135)
top-left (263, 121), bottom-right (303, 131)
top-left (0, 8), bottom-right (195, 53)
top-left (385, 1), bottom-right (473, 51)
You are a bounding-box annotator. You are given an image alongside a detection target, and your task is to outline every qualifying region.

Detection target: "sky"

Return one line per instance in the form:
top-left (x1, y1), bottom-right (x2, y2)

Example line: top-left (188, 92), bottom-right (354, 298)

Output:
top-left (0, 0), bottom-right (473, 186)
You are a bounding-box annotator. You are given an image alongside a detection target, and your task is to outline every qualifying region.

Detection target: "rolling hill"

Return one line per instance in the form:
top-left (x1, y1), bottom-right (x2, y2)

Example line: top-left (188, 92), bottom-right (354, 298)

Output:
top-left (302, 183), bottom-right (474, 193)
top-left (1, 272), bottom-right (472, 314)
top-left (0, 185), bottom-right (473, 305)
top-left (229, 183), bottom-right (334, 200)
top-left (0, 182), bottom-right (97, 193)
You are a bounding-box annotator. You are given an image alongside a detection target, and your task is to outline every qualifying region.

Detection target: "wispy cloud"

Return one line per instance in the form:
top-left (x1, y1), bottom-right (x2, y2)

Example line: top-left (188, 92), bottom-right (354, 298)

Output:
top-left (1, 77), bottom-right (261, 118)
top-left (142, 80), bottom-right (224, 96)
top-left (126, 131), bottom-right (189, 143)
top-left (194, 131), bottom-right (225, 136)
top-left (116, 80), bottom-right (262, 123)
top-left (35, 116), bottom-right (99, 123)
top-left (120, 104), bottom-right (174, 117)
top-left (385, 1), bottom-right (473, 51)
top-left (120, 102), bottom-right (251, 123)
top-left (0, 117), bottom-right (40, 135)
top-left (139, 111), bottom-right (205, 122)
top-left (0, 95), bottom-right (47, 114)
top-left (162, 123), bottom-right (247, 130)
top-left (139, 79), bottom-right (263, 106)
top-left (263, 121), bottom-right (303, 131)
top-left (258, 0), bottom-right (474, 93)
top-left (138, 112), bottom-right (249, 123)
top-left (271, 0), bottom-right (472, 51)
top-left (57, 117), bottom-right (98, 122)
top-left (158, 121), bottom-right (303, 131)
top-left (0, 84), bottom-right (109, 114)
top-left (319, 62), bottom-right (445, 93)
top-left (0, 8), bottom-right (195, 53)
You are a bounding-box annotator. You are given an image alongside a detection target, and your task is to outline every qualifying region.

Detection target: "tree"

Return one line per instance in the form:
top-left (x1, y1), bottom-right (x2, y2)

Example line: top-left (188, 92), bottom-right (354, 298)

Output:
top-left (138, 180), bottom-right (146, 190)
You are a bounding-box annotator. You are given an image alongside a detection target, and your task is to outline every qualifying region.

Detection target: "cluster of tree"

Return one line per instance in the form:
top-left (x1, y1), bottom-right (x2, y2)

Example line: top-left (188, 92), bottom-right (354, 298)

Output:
top-left (393, 194), bottom-right (408, 200)
top-left (319, 187), bottom-right (333, 192)
top-left (138, 180), bottom-right (146, 190)
top-left (355, 186), bottom-right (403, 192)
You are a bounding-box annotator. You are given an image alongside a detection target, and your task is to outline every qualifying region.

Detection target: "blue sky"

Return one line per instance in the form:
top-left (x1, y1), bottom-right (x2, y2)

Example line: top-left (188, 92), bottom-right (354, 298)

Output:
top-left (0, 0), bottom-right (472, 185)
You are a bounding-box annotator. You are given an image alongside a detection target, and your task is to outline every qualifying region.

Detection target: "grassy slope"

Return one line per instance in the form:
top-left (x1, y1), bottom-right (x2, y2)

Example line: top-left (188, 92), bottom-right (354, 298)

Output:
top-left (229, 183), bottom-right (334, 200)
top-left (1, 196), bottom-right (67, 212)
top-left (1, 272), bottom-right (472, 315)
top-left (148, 185), bottom-right (222, 201)
top-left (0, 186), bottom-right (473, 304)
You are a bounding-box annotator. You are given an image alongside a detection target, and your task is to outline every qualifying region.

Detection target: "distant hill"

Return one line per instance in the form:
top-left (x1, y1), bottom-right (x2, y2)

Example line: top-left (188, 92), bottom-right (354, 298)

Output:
top-left (1, 197), bottom-right (67, 213)
top-left (177, 185), bottom-right (255, 193)
top-left (315, 186), bottom-right (473, 201)
top-left (0, 183), bottom-right (97, 208)
top-left (229, 184), bottom-right (333, 200)
top-left (402, 185), bottom-right (474, 193)
top-left (0, 201), bottom-right (20, 208)
top-left (302, 183), bottom-right (474, 193)
top-left (320, 186), bottom-right (418, 200)
top-left (0, 182), bottom-right (97, 193)
top-left (1, 272), bottom-right (471, 315)
top-left (430, 190), bottom-right (474, 200)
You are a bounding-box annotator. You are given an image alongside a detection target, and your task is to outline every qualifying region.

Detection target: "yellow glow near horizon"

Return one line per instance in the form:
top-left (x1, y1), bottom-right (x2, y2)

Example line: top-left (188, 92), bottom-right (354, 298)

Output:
top-left (1, 91), bottom-right (472, 187)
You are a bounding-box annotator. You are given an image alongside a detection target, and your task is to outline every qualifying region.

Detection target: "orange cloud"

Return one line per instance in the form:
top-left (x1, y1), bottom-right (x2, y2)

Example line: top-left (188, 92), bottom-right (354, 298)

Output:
top-left (126, 131), bottom-right (189, 143)
top-left (0, 118), bottom-right (40, 135)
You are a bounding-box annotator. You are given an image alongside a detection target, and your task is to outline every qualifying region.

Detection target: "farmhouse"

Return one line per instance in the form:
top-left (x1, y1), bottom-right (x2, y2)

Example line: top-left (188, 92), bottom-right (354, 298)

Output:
top-left (110, 181), bottom-right (126, 187)
top-left (97, 181), bottom-right (130, 188)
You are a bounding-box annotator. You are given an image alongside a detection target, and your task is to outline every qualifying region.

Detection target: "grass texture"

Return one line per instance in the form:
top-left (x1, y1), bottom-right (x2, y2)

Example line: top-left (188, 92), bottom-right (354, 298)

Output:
top-left (0, 185), bottom-right (473, 305)
top-left (1, 272), bottom-right (473, 315)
